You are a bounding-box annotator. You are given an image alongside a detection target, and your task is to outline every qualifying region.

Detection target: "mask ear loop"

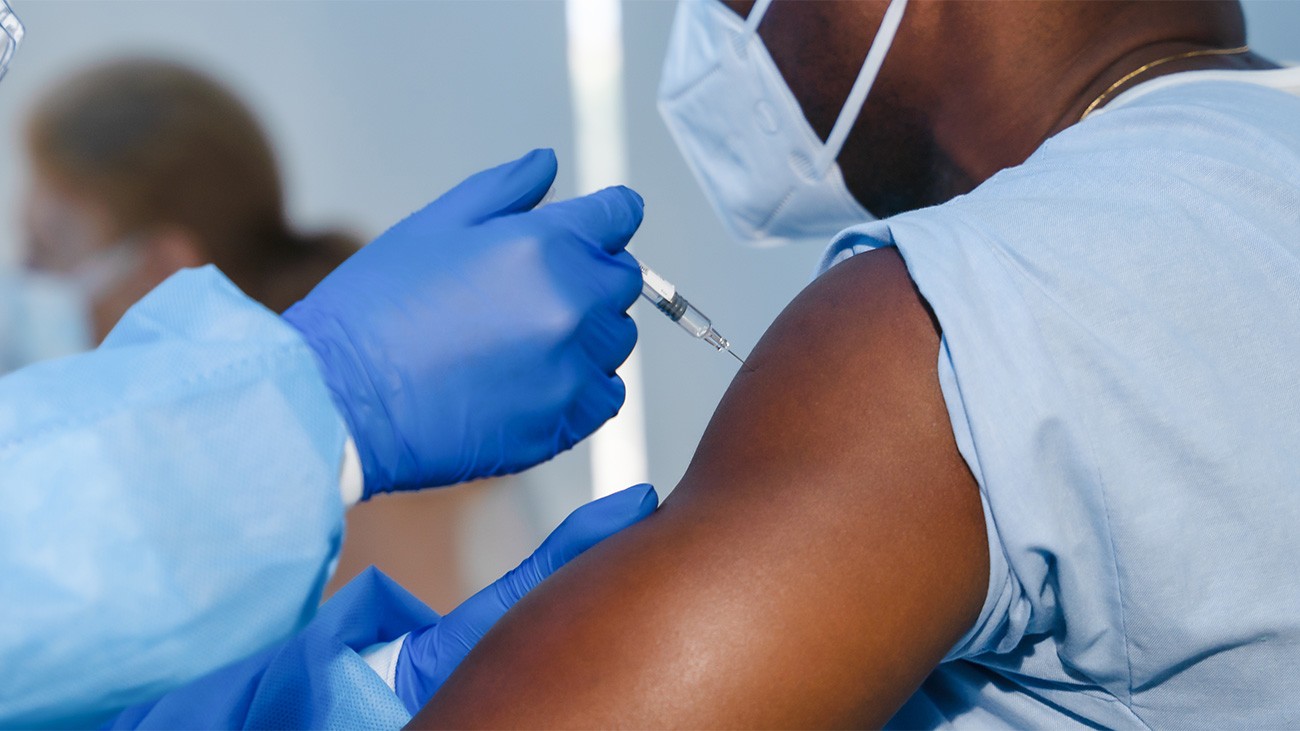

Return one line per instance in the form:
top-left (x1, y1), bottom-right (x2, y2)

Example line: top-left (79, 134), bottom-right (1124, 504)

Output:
top-left (813, 0), bottom-right (908, 175)
top-left (739, 0), bottom-right (775, 51)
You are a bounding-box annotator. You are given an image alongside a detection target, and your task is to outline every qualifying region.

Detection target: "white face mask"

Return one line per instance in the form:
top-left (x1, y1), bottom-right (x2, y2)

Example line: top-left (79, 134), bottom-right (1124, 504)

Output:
top-left (658, 0), bottom-right (907, 248)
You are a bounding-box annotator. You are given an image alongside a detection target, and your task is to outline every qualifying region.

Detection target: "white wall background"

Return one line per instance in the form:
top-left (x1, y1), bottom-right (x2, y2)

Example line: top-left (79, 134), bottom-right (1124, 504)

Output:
top-left (0, 0), bottom-right (1296, 550)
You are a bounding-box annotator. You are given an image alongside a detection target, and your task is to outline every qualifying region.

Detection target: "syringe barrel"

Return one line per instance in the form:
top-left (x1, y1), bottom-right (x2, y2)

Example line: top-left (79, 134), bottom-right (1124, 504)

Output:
top-left (644, 283), bottom-right (689, 321)
top-left (636, 261), bottom-right (733, 353)
top-left (676, 298), bottom-right (717, 342)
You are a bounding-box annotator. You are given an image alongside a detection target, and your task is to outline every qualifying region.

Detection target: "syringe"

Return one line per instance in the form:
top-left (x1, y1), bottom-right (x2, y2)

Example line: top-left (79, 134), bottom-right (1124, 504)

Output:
top-left (636, 258), bottom-right (745, 365)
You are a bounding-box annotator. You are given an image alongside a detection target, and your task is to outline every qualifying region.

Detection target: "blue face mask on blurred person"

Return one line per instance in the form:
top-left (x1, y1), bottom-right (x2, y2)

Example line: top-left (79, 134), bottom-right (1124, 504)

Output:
top-left (0, 270), bottom-right (92, 372)
top-left (657, 0), bottom-right (907, 248)
top-left (2, 241), bottom-right (142, 373)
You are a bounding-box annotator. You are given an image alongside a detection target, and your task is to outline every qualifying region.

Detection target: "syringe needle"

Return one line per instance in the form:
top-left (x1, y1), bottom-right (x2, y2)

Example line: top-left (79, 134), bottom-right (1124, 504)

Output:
top-left (636, 257), bottom-right (746, 367)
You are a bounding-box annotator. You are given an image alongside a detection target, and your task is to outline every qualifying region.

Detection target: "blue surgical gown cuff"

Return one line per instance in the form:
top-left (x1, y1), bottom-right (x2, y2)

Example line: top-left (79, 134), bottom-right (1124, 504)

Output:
top-left (105, 567), bottom-right (437, 730)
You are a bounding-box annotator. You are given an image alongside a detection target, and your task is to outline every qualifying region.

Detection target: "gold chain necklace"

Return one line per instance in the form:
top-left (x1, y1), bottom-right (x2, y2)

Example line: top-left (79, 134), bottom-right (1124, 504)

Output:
top-left (1080, 45), bottom-right (1250, 121)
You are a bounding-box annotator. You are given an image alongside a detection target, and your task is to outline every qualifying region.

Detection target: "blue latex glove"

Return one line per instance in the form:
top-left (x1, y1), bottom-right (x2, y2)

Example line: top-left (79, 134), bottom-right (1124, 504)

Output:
top-left (283, 149), bottom-right (645, 496)
top-left (104, 484), bottom-right (659, 729)
top-left (392, 483), bottom-right (659, 715)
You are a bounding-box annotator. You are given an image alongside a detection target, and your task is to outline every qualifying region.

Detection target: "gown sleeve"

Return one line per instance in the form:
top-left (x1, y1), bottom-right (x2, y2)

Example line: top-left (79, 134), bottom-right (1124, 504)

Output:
top-left (0, 265), bottom-right (350, 728)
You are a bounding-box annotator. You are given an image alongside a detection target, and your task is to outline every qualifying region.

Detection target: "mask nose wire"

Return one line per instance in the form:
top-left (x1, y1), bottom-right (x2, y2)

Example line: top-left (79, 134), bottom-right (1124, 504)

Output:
top-left (813, 0), bottom-right (908, 175)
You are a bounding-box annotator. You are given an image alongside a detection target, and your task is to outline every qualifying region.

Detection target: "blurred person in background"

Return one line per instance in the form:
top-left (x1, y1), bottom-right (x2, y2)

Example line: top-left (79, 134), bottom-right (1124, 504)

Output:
top-left (22, 58), bottom-right (353, 346)
top-left (3, 59), bottom-right (355, 372)
top-left (20, 57), bottom-right (492, 611)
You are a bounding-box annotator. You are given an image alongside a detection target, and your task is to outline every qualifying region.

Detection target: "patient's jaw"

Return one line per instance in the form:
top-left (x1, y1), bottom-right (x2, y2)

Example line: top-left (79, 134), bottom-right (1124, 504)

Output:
top-left (410, 248), bottom-right (987, 728)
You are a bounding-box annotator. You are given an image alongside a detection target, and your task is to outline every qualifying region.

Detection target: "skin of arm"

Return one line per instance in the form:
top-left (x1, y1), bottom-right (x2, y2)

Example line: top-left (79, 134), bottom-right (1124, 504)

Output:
top-left (411, 247), bottom-right (989, 728)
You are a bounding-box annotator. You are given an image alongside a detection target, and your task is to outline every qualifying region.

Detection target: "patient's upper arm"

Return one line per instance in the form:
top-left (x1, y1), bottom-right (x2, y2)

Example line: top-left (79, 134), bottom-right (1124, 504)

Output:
top-left (413, 247), bottom-right (988, 728)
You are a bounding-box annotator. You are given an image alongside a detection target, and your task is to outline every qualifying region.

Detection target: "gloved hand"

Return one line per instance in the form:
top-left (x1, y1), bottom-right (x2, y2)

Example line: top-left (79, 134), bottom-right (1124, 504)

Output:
top-left (283, 149), bottom-right (645, 496)
top-left (391, 483), bottom-right (659, 715)
top-left (101, 484), bottom-right (659, 730)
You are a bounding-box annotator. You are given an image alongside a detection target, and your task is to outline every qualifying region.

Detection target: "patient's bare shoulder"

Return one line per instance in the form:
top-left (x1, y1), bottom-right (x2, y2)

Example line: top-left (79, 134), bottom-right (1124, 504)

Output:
top-left (412, 247), bottom-right (987, 728)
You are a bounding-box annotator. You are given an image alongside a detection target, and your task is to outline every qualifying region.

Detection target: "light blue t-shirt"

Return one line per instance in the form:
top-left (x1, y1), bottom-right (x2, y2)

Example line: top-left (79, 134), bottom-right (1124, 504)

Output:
top-left (820, 69), bottom-right (1300, 728)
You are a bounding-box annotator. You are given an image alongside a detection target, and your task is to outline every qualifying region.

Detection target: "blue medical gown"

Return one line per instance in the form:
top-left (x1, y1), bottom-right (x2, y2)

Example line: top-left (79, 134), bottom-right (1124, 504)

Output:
top-left (106, 567), bottom-right (424, 730)
top-left (0, 266), bottom-right (348, 728)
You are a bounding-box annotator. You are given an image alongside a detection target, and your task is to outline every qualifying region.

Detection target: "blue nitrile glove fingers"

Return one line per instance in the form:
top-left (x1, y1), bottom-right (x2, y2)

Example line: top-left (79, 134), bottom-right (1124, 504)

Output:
top-left (394, 484), bottom-right (659, 715)
top-left (283, 153), bottom-right (646, 496)
top-left (534, 184), bottom-right (645, 255)
top-left (408, 148), bottom-right (558, 229)
top-left (586, 312), bottom-right (639, 377)
top-left (530, 189), bottom-right (644, 376)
